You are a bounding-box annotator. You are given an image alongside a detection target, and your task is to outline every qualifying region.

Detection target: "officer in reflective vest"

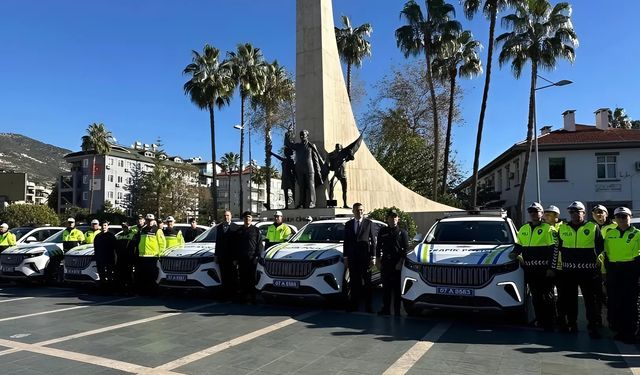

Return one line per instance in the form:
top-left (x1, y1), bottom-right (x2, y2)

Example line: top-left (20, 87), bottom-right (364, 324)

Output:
top-left (265, 211), bottom-right (292, 250)
top-left (513, 202), bottom-right (557, 330)
top-left (136, 214), bottom-right (165, 294)
top-left (163, 216), bottom-right (185, 249)
top-left (84, 219), bottom-right (101, 244)
top-left (0, 223), bottom-right (16, 251)
top-left (592, 204), bottom-right (617, 236)
top-left (553, 201), bottom-right (604, 338)
top-left (62, 218), bottom-right (85, 251)
top-left (603, 207), bottom-right (640, 343)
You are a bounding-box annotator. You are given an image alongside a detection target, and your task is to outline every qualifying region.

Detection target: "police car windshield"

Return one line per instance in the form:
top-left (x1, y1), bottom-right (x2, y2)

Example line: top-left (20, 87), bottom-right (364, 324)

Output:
top-left (10, 228), bottom-right (33, 240)
top-left (291, 222), bottom-right (344, 243)
top-left (194, 228), bottom-right (217, 243)
top-left (426, 220), bottom-right (513, 245)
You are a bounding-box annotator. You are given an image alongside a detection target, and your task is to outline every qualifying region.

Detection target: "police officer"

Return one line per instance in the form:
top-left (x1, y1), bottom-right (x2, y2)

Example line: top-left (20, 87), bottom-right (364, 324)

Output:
top-left (62, 218), bottom-right (85, 251)
top-left (0, 223), bottom-right (16, 251)
top-left (554, 201), bottom-right (604, 337)
top-left (544, 205), bottom-right (562, 230)
top-left (115, 222), bottom-right (136, 293)
top-left (215, 210), bottom-right (239, 300)
top-left (265, 211), bottom-right (292, 250)
top-left (163, 216), bottom-right (185, 249)
top-left (136, 214), bottom-right (165, 294)
top-left (513, 202), bottom-right (557, 331)
top-left (236, 211), bottom-right (263, 303)
top-left (603, 207), bottom-right (640, 343)
top-left (94, 221), bottom-right (117, 292)
top-left (184, 218), bottom-right (201, 243)
top-left (84, 219), bottom-right (101, 244)
top-left (592, 204), bottom-right (617, 236)
top-left (375, 209), bottom-right (408, 316)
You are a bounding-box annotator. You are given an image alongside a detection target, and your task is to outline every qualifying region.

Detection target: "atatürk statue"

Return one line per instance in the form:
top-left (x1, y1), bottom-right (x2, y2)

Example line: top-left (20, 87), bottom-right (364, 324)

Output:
top-left (284, 128), bottom-right (325, 208)
top-left (326, 130), bottom-right (364, 208)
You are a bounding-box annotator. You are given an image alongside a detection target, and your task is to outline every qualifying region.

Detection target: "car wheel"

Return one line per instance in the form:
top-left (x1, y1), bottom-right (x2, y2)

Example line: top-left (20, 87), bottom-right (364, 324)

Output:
top-left (507, 285), bottom-right (533, 325)
top-left (341, 269), bottom-right (351, 304)
top-left (403, 300), bottom-right (421, 317)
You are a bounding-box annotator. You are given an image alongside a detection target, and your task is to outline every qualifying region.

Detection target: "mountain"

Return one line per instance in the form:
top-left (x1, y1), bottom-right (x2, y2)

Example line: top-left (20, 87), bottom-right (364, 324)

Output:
top-left (0, 133), bottom-right (71, 186)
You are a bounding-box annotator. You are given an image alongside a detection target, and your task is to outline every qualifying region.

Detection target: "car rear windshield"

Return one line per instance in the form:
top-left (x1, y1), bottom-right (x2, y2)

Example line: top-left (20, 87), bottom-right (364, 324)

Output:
top-left (426, 220), bottom-right (513, 245)
top-left (291, 223), bottom-right (344, 243)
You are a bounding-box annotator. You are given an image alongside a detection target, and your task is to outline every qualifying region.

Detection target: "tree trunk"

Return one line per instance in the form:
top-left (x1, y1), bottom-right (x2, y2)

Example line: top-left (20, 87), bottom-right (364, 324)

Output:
top-left (209, 104), bottom-right (219, 222)
top-left (228, 172), bottom-right (231, 211)
top-left (516, 62), bottom-right (538, 225)
top-left (239, 95), bottom-right (245, 215)
top-left (425, 39), bottom-right (440, 201)
top-left (346, 63), bottom-right (352, 102)
top-left (470, 8), bottom-right (497, 208)
top-left (265, 116), bottom-right (273, 210)
top-left (89, 155), bottom-right (96, 213)
top-left (442, 69), bottom-right (456, 196)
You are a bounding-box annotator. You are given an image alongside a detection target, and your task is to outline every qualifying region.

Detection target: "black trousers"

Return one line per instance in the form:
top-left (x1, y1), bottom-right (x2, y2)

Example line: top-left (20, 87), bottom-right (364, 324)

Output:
top-left (218, 258), bottom-right (237, 299)
top-left (606, 261), bottom-right (639, 335)
top-left (237, 256), bottom-right (256, 300)
top-left (381, 261), bottom-right (401, 314)
top-left (115, 250), bottom-right (134, 292)
top-left (348, 262), bottom-right (372, 310)
top-left (525, 270), bottom-right (555, 328)
top-left (557, 270), bottom-right (602, 329)
top-left (135, 257), bottom-right (158, 294)
top-left (96, 261), bottom-right (115, 291)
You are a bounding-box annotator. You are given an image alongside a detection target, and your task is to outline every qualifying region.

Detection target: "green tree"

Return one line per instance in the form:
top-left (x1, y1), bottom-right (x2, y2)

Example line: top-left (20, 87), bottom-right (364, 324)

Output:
top-left (497, 0), bottom-right (578, 220)
top-left (220, 152), bottom-right (240, 211)
top-left (228, 43), bottom-right (267, 214)
top-left (0, 204), bottom-right (60, 227)
top-left (81, 123), bottom-right (113, 214)
top-left (335, 15), bottom-right (373, 101)
top-left (608, 107), bottom-right (633, 129)
top-left (123, 162), bottom-right (145, 217)
top-left (183, 44), bottom-right (234, 222)
top-left (368, 206), bottom-right (418, 239)
top-left (396, 0), bottom-right (461, 201)
top-left (432, 30), bottom-right (482, 196)
top-left (47, 182), bottom-right (59, 213)
top-left (61, 206), bottom-right (90, 224)
top-left (463, 0), bottom-right (519, 208)
top-left (250, 61), bottom-right (295, 210)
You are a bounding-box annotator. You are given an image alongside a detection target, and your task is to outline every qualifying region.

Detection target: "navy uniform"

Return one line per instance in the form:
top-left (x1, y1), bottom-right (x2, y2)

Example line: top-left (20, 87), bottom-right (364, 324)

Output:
top-left (236, 212), bottom-right (263, 303)
top-left (375, 209), bottom-right (409, 316)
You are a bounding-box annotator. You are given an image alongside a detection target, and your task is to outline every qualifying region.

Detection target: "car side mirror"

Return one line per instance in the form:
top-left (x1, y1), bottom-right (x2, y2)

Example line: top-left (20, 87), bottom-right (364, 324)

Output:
top-left (413, 233), bottom-right (424, 243)
top-left (25, 236), bottom-right (38, 243)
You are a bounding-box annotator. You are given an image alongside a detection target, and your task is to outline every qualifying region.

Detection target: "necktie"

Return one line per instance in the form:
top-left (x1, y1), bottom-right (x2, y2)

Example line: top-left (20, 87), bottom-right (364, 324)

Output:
top-left (356, 220), bottom-right (360, 234)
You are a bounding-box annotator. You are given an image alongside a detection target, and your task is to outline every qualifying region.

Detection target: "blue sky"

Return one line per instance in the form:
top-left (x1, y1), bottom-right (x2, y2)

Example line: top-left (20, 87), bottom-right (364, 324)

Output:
top-left (1, 0), bottom-right (638, 178)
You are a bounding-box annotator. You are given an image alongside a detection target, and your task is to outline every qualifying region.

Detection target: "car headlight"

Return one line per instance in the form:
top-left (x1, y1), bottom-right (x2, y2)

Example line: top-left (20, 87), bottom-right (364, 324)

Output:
top-left (24, 252), bottom-right (44, 259)
top-left (404, 258), bottom-right (422, 272)
top-left (314, 255), bottom-right (341, 268)
top-left (492, 260), bottom-right (519, 274)
top-left (198, 256), bottom-right (216, 264)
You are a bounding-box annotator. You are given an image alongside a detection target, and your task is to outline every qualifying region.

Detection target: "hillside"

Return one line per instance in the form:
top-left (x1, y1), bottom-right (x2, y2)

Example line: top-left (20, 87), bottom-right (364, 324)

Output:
top-left (0, 133), bottom-right (71, 186)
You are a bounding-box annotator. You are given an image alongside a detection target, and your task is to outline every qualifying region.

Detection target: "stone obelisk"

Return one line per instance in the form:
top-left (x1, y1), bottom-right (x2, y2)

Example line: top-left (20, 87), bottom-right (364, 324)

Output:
top-left (296, 0), bottom-right (455, 212)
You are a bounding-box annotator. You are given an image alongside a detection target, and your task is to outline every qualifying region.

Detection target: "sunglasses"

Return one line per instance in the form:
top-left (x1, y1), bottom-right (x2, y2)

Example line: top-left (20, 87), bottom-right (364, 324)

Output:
top-left (615, 214), bottom-right (629, 218)
top-left (568, 209), bottom-right (581, 214)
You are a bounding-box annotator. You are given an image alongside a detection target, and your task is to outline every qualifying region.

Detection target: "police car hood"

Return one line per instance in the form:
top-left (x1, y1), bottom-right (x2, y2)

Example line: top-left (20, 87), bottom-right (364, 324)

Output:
top-left (160, 242), bottom-right (215, 258)
top-left (263, 242), bottom-right (342, 260)
top-left (65, 244), bottom-right (95, 256)
top-left (2, 242), bottom-right (62, 255)
top-left (409, 243), bottom-right (515, 265)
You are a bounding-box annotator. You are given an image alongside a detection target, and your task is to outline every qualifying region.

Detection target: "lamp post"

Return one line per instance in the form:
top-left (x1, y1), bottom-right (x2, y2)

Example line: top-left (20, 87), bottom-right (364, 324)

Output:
top-left (533, 76), bottom-right (573, 204)
top-left (233, 124), bottom-right (252, 214)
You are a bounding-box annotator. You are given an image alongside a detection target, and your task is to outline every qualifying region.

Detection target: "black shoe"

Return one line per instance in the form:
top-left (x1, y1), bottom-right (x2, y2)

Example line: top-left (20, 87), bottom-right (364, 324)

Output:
top-left (614, 333), bottom-right (635, 344)
top-left (394, 311), bottom-right (402, 317)
top-left (588, 328), bottom-right (602, 339)
top-left (567, 323), bottom-right (578, 334)
top-left (345, 305), bottom-right (355, 312)
top-left (365, 306), bottom-right (374, 313)
top-left (543, 325), bottom-right (554, 332)
top-left (377, 309), bottom-right (390, 316)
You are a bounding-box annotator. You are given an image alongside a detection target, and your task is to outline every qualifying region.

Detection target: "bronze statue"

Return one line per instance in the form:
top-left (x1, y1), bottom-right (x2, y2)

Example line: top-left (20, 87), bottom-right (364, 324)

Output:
top-left (284, 128), bottom-right (325, 208)
top-left (326, 129), bottom-right (365, 208)
top-left (270, 147), bottom-right (296, 209)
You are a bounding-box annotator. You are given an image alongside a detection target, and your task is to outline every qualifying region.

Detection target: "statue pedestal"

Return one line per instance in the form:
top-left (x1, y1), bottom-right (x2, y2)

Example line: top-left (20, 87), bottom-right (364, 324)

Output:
top-left (261, 207), bottom-right (352, 230)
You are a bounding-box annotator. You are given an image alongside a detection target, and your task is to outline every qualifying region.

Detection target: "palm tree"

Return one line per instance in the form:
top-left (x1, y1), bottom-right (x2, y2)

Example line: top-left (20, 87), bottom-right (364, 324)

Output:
top-left (463, 0), bottom-right (519, 208)
top-left (609, 107), bottom-right (632, 129)
top-left (497, 0), bottom-right (577, 219)
top-left (432, 30), bottom-right (482, 196)
top-left (228, 43), bottom-right (267, 214)
top-left (183, 44), bottom-right (234, 222)
top-left (396, 0), bottom-right (461, 201)
top-left (250, 61), bottom-right (295, 210)
top-left (81, 123), bottom-right (113, 213)
top-left (220, 152), bottom-right (240, 211)
top-left (334, 15), bottom-right (373, 101)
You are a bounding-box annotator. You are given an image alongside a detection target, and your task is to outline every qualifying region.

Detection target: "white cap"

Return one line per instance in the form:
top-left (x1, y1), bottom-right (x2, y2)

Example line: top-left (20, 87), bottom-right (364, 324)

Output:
top-left (527, 202), bottom-right (543, 212)
top-left (67, 218), bottom-right (75, 223)
top-left (567, 201), bottom-right (586, 211)
top-left (0, 223), bottom-right (8, 229)
top-left (592, 204), bottom-right (608, 214)
top-left (614, 207), bottom-right (632, 216)
top-left (544, 205), bottom-right (560, 215)
top-left (91, 219), bottom-right (100, 225)
top-left (274, 211), bottom-right (283, 217)
top-left (165, 216), bottom-right (175, 222)
top-left (145, 214), bottom-right (155, 220)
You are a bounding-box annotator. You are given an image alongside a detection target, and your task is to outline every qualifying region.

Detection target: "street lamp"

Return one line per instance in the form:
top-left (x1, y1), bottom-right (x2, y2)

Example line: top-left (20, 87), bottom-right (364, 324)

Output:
top-left (533, 75), bottom-right (573, 204)
top-left (233, 124), bottom-right (252, 214)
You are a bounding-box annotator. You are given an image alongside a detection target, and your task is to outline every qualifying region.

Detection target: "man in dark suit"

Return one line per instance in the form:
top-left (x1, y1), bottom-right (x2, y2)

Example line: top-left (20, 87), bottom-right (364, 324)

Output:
top-left (215, 210), bottom-right (239, 300)
top-left (343, 203), bottom-right (377, 312)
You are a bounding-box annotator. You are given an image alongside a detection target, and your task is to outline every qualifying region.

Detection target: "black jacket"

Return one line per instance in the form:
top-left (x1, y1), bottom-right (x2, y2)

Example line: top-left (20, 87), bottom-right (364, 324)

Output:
top-left (215, 222), bottom-right (239, 261)
top-left (184, 227), bottom-right (201, 243)
top-left (344, 218), bottom-right (377, 261)
top-left (94, 231), bottom-right (117, 265)
top-left (236, 224), bottom-right (263, 260)
top-left (376, 226), bottom-right (409, 263)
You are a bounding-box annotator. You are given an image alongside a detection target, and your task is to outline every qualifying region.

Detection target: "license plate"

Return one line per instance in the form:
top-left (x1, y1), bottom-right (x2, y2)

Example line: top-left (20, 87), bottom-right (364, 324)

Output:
top-left (273, 280), bottom-right (300, 288)
top-left (1, 266), bottom-right (14, 273)
top-left (66, 269), bottom-right (82, 275)
top-left (167, 274), bottom-right (187, 282)
top-left (436, 287), bottom-right (474, 296)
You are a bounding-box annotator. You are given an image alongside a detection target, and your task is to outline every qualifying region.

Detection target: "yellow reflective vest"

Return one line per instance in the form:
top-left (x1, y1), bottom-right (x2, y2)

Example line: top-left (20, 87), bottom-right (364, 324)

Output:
top-left (604, 226), bottom-right (640, 263)
top-left (62, 228), bottom-right (85, 251)
top-left (138, 227), bottom-right (166, 257)
top-left (164, 228), bottom-right (185, 249)
top-left (84, 229), bottom-right (100, 244)
top-left (555, 221), bottom-right (601, 271)
top-left (515, 222), bottom-right (557, 269)
top-left (0, 231), bottom-right (17, 250)
top-left (266, 224), bottom-right (291, 245)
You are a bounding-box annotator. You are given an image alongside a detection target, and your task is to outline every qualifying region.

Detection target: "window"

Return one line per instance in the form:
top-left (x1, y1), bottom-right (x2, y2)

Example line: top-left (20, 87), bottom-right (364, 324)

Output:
top-left (117, 176), bottom-right (123, 183)
top-left (117, 192), bottom-right (123, 199)
top-left (496, 170), bottom-right (502, 192)
top-left (107, 191), bottom-right (114, 199)
top-left (597, 154), bottom-right (617, 179)
top-left (83, 175), bottom-right (89, 184)
top-left (108, 158), bottom-right (114, 166)
top-left (82, 192), bottom-right (88, 201)
top-left (118, 159), bottom-right (124, 167)
top-left (108, 174), bottom-right (114, 182)
top-left (549, 158), bottom-right (566, 180)
top-left (82, 159), bottom-right (89, 168)
top-left (513, 159), bottom-right (520, 185)
top-left (505, 164), bottom-right (511, 189)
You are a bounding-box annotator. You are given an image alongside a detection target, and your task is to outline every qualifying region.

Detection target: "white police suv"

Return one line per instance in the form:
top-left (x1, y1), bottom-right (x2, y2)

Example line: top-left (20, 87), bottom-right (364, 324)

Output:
top-left (0, 229), bottom-right (71, 281)
top-left (255, 218), bottom-right (385, 301)
top-left (401, 211), bottom-right (524, 316)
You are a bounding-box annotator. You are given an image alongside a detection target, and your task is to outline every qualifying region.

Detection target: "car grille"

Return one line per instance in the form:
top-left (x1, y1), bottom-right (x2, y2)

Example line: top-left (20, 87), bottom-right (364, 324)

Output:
top-left (420, 264), bottom-right (492, 287)
top-left (64, 256), bottom-right (93, 270)
top-left (160, 258), bottom-right (200, 273)
top-left (264, 260), bottom-right (314, 278)
top-left (0, 254), bottom-right (26, 266)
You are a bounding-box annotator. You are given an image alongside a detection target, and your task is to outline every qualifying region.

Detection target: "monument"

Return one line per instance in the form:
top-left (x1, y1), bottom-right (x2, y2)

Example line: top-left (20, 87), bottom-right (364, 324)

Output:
top-left (264, 0), bottom-right (457, 228)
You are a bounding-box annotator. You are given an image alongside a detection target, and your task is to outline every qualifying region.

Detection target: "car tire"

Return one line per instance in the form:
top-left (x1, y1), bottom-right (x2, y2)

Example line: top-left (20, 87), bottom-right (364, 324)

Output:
top-left (507, 285), bottom-right (532, 325)
top-left (403, 299), bottom-right (421, 317)
top-left (341, 269), bottom-right (351, 304)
